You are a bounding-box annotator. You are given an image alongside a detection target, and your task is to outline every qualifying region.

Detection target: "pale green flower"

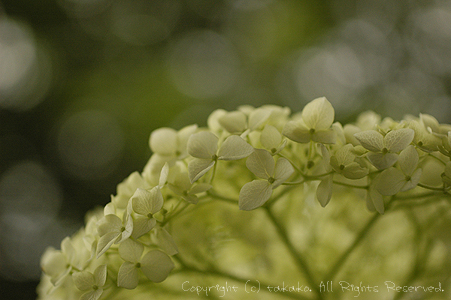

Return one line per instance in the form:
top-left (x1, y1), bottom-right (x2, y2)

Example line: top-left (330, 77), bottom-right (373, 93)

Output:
top-left (149, 125), bottom-right (197, 159)
top-left (72, 265), bottom-right (107, 300)
top-left (282, 97), bottom-right (336, 144)
top-left (354, 128), bottom-right (414, 170)
top-left (330, 144), bottom-right (368, 179)
top-left (117, 239), bottom-right (174, 289)
top-left (239, 149), bottom-right (294, 210)
top-left (376, 145), bottom-right (422, 196)
top-left (260, 125), bottom-right (287, 155)
top-left (218, 107), bottom-right (273, 135)
top-left (187, 131), bottom-right (254, 183)
top-left (41, 237), bottom-right (89, 286)
top-left (96, 212), bottom-right (133, 258)
top-left (130, 187), bottom-right (163, 239)
top-left (441, 162), bottom-right (451, 189)
top-left (168, 168), bottom-right (211, 204)
top-left (112, 172), bottom-right (150, 209)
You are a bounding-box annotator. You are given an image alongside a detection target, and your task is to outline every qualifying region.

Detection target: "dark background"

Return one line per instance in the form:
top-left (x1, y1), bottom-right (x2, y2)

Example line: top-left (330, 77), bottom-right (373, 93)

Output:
top-left (1, 0), bottom-right (451, 299)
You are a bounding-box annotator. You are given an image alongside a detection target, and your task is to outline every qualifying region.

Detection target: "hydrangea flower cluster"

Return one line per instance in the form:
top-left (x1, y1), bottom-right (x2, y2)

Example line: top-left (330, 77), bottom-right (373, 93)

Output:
top-left (38, 98), bottom-right (451, 300)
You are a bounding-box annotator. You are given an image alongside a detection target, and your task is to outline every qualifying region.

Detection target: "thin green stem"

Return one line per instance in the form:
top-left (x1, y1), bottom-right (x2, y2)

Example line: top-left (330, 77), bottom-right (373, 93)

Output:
top-left (172, 255), bottom-right (311, 300)
top-left (325, 211), bottom-right (381, 280)
top-left (263, 206), bottom-right (323, 300)
top-left (207, 191), bottom-right (238, 204)
top-left (332, 181), bottom-right (368, 190)
top-left (417, 183), bottom-right (445, 191)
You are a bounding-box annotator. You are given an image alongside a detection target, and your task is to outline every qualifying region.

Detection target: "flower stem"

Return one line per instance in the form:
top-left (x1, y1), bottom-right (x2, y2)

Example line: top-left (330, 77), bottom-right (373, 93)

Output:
top-left (325, 211), bottom-right (381, 281)
top-left (173, 255), bottom-right (311, 300)
top-left (263, 206), bottom-right (323, 300)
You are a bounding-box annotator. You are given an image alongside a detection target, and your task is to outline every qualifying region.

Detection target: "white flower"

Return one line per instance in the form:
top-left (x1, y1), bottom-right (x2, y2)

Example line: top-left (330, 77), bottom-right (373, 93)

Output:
top-left (329, 144), bottom-right (368, 179)
top-left (282, 97), bottom-right (336, 144)
top-left (130, 187), bottom-right (164, 239)
top-left (218, 107), bottom-right (273, 135)
top-left (354, 128), bottom-right (414, 170)
top-left (72, 265), bottom-right (107, 300)
top-left (41, 237), bottom-right (89, 286)
top-left (239, 149), bottom-right (294, 210)
top-left (112, 172), bottom-right (150, 209)
top-left (376, 146), bottom-right (422, 196)
top-left (117, 239), bottom-right (174, 289)
top-left (168, 169), bottom-right (211, 204)
top-left (149, 125), bottom-right (197, 159)
top-left (187, 131), bottom-right (254, 183)
top-left (96, 212), bottom-right (133, 258)
top-left (260, 125), bottom-right (287, 155)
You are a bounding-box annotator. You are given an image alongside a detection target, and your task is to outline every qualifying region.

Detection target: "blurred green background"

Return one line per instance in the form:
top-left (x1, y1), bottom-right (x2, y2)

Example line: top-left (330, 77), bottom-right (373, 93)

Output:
top-left (1, 0), bottom-right (451, 299)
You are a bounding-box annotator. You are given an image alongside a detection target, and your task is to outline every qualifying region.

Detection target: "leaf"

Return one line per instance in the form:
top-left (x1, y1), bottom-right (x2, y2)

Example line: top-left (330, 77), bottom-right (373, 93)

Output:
top-left (149, 128), bottom-right (177, 156)
top-left (354, 130), bottom-right (384, 152)
top-left (217, 135), bottom-right (254, 160)
top-left (188, 158), bottom-right (215, 183)
top-left (187, 131), bottom-right (218, 159)
top-left (246, 149), bottom-right (274, 179)
top-left (384, 128), bottom-right (414, 152)
top-left (140, 250), bottom-right (175, 283)
top-left (238, 180), bottom-right (272, 211)
top-left (301, 97), bottom-right (335, 130)
top-left (117, 262), bottom-right (139, 289)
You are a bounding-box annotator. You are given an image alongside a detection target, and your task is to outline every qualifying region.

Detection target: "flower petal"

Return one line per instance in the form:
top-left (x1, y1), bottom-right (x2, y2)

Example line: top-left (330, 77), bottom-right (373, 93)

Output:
top-left (149, 128), bottom-right (177, 156)
top-left (273, 158), bottom-right (294, 187)
top-left (248, 108), bottom-right (271, 130)
top-left (117, 262), bottom-right (139, 289)
top-left (342, 162), bottom-right (368, 179)
top-left (132, 216), bottom-right (156, 239)
top-left (369, 184), bottom-right (384, 214)
top-left (398, 145), bottom-right (418, 176)
top-left (367, 152), bottom-right (398, 170)
top-left (188, 158), bottom-right (215, 183)
top-left (217, 135), bottom-right (254, 160)
top-left (354, 130), bottom-right (384, 152)
top-left (118, 239), bottom-right (144, 263)
top-left (312, 129), bottom-right (337, 144)
top-left (131, 187), bottom-right (163, 216)
top-left (260, 125), bottom-right (282, 151)
top-left (316, 176), bottom-right (333, 207)
top-left (334, 144), bottom-right (355, 165)
top-left (80, 289), bottom-right (103, 300)
top-left (301, 97), bottom-right (335, 130)
top-left (376, 167), bottom-right (405, 196)
top-left (187, 131), bottom-right (218, 159)
top-left (384, 128), bottom-right (414, 152)
top-left (96, 232), bottom-right (120, 258)
top-left (153, 227), bottom-right (179, 256)
top-left (140, 250), bottom-right (175, 283)
top-left (73, 271), bottom-right (95, 291)
top-left (239, 180), bottom-right (272, 211)
top-left (282, 121), bottom-right (310, 143)
top-left (246, 149), bottom-right (274, 179)
top-left (94, 265), bottom-right (107, 287)
top-left (218, 111), bottom-right (247, 133)
top-left (400, 168), bottom-right (422, 192)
